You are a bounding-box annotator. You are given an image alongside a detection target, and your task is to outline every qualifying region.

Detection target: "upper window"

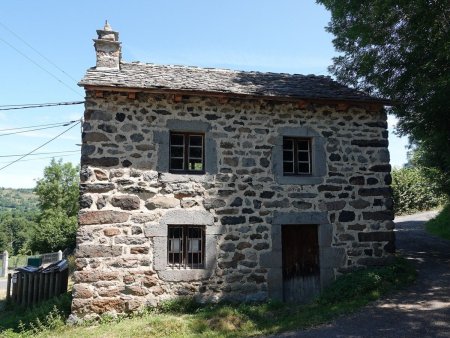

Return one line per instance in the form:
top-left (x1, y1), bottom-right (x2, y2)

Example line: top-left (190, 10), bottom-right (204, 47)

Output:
top-left (169, 132), bottom-right (204, 173)
top-left (273, 127), bottom-right (326, 185)
top-left (283, 137), bottom-right (312, 175)
top-left (168, 225), bottom-right (205, 269)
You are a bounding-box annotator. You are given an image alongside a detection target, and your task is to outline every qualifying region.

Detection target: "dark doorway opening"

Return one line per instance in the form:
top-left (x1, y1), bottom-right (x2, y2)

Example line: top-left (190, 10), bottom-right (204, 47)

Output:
top-left (282, 224), bottom-right (320, 302)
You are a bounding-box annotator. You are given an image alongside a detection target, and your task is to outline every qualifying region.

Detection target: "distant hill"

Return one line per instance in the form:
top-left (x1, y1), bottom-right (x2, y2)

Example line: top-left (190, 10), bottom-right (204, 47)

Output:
top-left (0, 187), bottom-right (39, 212)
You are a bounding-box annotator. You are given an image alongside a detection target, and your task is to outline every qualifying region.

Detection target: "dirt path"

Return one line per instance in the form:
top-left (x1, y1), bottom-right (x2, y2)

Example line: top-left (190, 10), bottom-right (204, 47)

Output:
top-left (271, 210), bottom-right (450, 338)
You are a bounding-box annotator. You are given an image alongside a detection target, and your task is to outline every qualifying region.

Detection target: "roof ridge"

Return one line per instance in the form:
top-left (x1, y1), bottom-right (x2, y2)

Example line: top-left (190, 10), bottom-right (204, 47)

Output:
top-left (120, 61), bottom-right (335, 79)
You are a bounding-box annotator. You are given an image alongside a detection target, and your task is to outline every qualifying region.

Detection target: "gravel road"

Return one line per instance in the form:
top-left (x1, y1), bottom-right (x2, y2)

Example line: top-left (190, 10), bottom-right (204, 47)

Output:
top-left (271, 210), bottom-right (450, 338)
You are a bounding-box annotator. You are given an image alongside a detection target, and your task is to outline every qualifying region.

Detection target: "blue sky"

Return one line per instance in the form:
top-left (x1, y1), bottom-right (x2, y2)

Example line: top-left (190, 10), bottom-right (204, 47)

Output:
top-left (0, 1), bottom-right (408, 188)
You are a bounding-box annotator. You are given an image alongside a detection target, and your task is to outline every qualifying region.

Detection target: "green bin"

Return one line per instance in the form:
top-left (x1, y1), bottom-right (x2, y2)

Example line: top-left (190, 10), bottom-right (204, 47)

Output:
top-left (27, 257), bottom-right (42, 267)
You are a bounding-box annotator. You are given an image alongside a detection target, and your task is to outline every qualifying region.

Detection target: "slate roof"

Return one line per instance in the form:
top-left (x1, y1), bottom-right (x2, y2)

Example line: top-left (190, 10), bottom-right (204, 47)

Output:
top-left (79, 62), bottom-right (389, 104)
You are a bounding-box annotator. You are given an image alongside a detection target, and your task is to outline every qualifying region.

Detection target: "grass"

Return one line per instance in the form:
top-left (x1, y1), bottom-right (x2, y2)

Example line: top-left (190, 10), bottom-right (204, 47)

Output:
top-left (426, 203), bottom-right (450, 241)
top-left (0, 293), bottom-right (72, 334)
top-left (0, 256), bottom-right (416, 338)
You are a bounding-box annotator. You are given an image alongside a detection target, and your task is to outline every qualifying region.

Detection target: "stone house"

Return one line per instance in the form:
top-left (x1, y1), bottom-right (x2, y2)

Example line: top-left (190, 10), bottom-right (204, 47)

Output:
top-left (72, 23), bottom-right (394, 318)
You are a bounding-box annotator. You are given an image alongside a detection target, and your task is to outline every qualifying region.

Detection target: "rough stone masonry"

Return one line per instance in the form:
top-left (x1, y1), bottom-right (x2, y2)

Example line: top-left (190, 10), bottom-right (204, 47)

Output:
top-left (72, 22), bottom-right (394, 319)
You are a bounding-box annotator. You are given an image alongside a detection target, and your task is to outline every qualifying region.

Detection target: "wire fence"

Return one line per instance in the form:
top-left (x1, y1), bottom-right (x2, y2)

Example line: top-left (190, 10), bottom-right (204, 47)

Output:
top-left (6, 250), bottom-right (64, 271)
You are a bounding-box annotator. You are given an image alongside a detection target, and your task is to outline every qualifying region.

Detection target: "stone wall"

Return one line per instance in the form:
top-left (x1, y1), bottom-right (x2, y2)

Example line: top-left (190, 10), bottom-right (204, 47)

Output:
top-left (73, 91), bottom-right (393, 318)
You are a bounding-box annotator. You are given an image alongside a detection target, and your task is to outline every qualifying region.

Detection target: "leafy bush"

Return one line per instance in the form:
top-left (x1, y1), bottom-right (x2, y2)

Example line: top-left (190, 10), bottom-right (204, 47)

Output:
top-left (426, 203), bottom-right (450, 240)
top-left (391, 167), bottom-right (447, 215)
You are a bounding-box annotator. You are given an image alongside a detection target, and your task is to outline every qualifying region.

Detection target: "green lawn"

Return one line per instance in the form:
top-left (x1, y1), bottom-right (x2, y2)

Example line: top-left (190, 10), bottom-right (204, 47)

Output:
top-left (426, 204), bottom-right (450, 240)
top-left (0, 257), bottom-right (416, 338)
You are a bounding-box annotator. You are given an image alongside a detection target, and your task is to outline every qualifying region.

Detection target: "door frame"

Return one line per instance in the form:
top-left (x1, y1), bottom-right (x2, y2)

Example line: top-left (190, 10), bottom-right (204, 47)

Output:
top-left (261, 211), bottom-right (346, 301)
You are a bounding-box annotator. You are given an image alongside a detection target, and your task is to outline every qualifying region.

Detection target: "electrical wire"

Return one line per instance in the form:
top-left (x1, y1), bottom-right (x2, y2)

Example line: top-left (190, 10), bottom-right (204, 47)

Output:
top-left (0, 120), bottom-right (81, 172)
top-left (0, 21), bottom-right (80, 83)
top-left (0, 101), bottom-right (84, 111)
top-left (0, 153), bottom-right (79, 164)
top-left (0, 150), bottom-right (80, 158)
top-left (0, 120), bottom-right (78, 137)
top-left (0, 36), bottom-right (83, 98)
top-left (0, 120), bottom-right (78, 132)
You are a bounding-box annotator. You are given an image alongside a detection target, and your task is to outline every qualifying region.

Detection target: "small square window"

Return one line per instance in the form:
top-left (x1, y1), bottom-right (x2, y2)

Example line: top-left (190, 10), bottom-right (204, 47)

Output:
top-left (169, 132), bottom-right (205, 173)
top-left (283, 137), bottom-right (312, 175)
top-left (168, 225), bottom-right (205, 269)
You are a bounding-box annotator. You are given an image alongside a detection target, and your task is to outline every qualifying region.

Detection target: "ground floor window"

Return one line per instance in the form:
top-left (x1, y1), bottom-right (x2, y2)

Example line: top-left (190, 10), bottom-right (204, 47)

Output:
top-left (168, 225), bottom-right (205, 269)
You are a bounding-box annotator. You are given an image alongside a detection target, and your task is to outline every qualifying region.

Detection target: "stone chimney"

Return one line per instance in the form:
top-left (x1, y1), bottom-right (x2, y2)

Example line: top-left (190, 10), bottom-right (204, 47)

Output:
top-left (93, 21), bottom-right (121, 70)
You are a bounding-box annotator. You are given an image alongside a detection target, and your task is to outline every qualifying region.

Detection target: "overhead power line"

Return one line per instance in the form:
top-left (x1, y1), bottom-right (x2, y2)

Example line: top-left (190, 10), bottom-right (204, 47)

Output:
top-left (0, 153), bottom-right (79, 164)
top-left (0, 36), bottom-right (83, 98)
top-left (0, 120), bottom-right (78, 132)
top-left (0, 101), bottom-right (84, 111)
top-left (0, 120), bottom-right (81, 172)
top-left (0, 21), bottom-right (80, 83)
top-left (0, 120), bottom-right (79, 137)
top-left (0, 150), bottom-right (80, 158)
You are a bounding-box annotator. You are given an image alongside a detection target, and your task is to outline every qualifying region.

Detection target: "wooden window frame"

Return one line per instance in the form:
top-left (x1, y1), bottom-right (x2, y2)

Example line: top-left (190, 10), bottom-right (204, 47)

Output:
top-left (282, 137), bottom-right (312, 175)
top-left (169, 132), bottom-right (205, 174)
top-left (167, 225), bottom-right (205, 269)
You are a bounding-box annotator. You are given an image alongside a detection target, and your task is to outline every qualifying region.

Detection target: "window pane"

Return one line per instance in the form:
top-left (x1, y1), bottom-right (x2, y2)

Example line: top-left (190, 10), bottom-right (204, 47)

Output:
top-left (169, 238), bottom-right (181, 252)
top-left (283, 138), bottom-right (293, 150)
top-left (170, 134), bottom-right (184, 146)
top-left (189, 135), bottom-right (203, 146)
top-left (168, 226), bottom-right (182, 238)
top-left (170, 158), bottom-right (184, 170)
top-left (168, 226), bottom-right (183, 265)
top-left (188, 238), bottom-right (201, 253)
top-left (169, 253), bottom-right (181, 265)
top-left (283, 150), bottom-right (293, 161)
top-left (297, 140), bottom-right (309, 151)
top-left (298, 151), bottom-right (309, 162)
top-left (189, 147), bottom-right (202, 159)
top-left (189, 159), bottom-right (203, 171)
top-left (170, 146), bottom-right (184, 158)
top-left (298, 163), bottom-right (310, 174)
top-left (283, 162), bottom-right (294, 173)
top-left (188, 227), bottom-right (201, 238)
top-left (188, 253), bottom-right (201, 264)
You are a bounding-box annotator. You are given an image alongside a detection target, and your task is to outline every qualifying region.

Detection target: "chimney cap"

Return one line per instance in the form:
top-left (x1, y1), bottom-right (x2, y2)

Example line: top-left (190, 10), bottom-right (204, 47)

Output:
top-left (96, 21), bottom-right (119, 42)
top-left (104, 20), bottom-right (112, 31)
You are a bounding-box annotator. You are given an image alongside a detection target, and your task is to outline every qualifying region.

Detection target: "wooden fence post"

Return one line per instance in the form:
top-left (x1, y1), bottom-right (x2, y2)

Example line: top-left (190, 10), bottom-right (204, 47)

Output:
top-left (33, 273), bottom-right (39, 305)
top-left (6, 273), bottom-right (11, 302)
top-left (38, 273), bottom-right (44, 303)
top-left (21, 273), bottom-right (28, 306)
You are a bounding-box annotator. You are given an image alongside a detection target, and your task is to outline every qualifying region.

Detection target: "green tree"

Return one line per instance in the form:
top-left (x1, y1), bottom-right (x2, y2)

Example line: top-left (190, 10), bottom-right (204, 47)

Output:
top-left (391, 166), bottom-right (446, 215)
top-left (0, 211), bottom-right (36, 255)
top-left (30, 159), bottom-right (79, 253)
top-left (317, 0), bottom-right (450, 194)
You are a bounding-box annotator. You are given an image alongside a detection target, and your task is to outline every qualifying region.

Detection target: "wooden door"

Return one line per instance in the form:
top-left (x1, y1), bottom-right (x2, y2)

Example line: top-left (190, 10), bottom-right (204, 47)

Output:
top-left (282, 224), bottom-right (320, 303)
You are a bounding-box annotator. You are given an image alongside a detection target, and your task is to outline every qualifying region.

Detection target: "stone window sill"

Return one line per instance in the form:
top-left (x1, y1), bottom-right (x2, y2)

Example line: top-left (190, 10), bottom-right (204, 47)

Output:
top-left (277, 175), bottom-right (324, 185)
top-left (157, 268), bottom-right (213, 282)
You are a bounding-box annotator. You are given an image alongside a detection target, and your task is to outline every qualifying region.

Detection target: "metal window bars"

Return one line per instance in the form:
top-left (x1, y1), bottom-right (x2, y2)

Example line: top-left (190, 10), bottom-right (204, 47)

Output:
top-left (168, 225), bottom-right (205, 269)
